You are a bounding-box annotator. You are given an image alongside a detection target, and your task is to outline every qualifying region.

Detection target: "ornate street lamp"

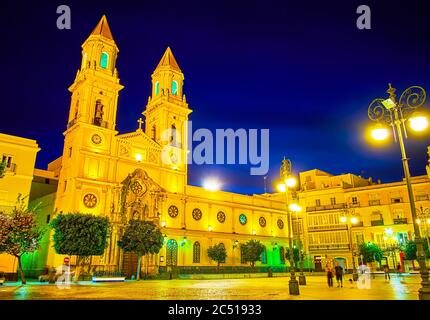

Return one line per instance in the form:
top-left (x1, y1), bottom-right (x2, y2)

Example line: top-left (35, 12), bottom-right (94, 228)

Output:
top-left (290, 202), bottom-right (306, 285)
top-left (277, 158), bottom-right (300, 295)
top-left (340, 207), bottom-right (360, 281)
top-left (368, 84), bottom-right (430, 300)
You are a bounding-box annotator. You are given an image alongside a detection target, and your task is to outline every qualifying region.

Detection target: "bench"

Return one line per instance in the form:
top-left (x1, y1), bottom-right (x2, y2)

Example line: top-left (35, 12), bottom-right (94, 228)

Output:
top-left (92, 276), bottom-right (126, 283)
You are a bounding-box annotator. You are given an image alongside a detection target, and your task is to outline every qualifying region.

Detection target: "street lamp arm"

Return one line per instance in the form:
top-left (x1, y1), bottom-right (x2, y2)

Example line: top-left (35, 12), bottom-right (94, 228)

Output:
top-left (398, 86), bottom-right (426, 116)
top-left (368, 98), bottom-right (393, 124)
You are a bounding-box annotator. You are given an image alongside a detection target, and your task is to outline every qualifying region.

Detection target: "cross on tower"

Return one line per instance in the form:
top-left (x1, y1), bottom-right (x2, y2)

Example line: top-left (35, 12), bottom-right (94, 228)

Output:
top-left (137, 118), bottom-right (144, 131)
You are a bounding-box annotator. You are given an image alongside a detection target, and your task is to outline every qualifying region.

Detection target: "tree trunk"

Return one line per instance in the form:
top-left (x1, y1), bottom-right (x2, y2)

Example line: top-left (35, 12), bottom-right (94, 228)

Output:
top-left (74, 256), bottom-right (81, 282)
top-left (16, 255), bottom-right (26, 285)
top-left (136, 255), bottom-right (142, 280)
top-left (217, 261), bottom-right (220, 273)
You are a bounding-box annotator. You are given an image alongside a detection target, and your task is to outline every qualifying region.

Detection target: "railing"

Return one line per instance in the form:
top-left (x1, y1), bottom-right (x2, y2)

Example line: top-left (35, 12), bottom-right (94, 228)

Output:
top-left (309, 244), bottom-right (350, 251)
top-left (349, 202), bottom-right (360, 207)
top-left (92, 118), bottom-right (109, 128)
top-left (306, 203), bottom-right (347, 212)
top-left (308, 225), bottom-right (348, 231)
top-left (371, 220), bottom-right (384, 226)
top-left (368, 200), bottom-right (381, 206)
top-left (416, 194), bottom-right (429, 201)
top-left (393, 218), bottom-right (408, 224)
top-left (352, 221), bottom-right (364, 227)
top-left (4, 163), bottom-right (16, 174)
top-left (67, 118), bottom-right (77, 129)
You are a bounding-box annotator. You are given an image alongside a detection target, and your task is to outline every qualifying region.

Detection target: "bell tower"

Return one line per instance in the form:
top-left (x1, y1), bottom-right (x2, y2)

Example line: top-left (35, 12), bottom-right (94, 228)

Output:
top-left (56, 15), bottom-right (123, 214)
top-left (143, 47), bottom-right (192, 190)
top-left (67, 15), bottom-right (123, 129)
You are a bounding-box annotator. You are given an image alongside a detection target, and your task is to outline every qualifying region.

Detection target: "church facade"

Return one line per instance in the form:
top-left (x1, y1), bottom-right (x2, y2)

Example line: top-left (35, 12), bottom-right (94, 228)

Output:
top-left (45, 16), bottom-right (291, 277)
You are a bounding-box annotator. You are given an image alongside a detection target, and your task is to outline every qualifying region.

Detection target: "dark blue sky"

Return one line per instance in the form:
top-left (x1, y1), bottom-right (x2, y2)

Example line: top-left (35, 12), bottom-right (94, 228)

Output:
top-left (1, 0), bottom-right (429, 194)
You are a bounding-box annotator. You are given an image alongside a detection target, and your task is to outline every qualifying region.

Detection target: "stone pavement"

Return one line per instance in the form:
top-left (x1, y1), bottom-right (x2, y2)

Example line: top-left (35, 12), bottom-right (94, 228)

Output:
top-left (0, 274), bottom-right (420, 300)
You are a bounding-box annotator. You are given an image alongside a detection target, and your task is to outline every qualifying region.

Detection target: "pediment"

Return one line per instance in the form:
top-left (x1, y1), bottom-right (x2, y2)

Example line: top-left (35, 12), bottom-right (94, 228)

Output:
top-left (116, 130), bottom-right (161, 150)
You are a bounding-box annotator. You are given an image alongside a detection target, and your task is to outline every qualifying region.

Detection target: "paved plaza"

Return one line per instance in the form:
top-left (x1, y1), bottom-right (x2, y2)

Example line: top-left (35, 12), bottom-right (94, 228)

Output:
top-left (0, 274), bottom-right (421, 300)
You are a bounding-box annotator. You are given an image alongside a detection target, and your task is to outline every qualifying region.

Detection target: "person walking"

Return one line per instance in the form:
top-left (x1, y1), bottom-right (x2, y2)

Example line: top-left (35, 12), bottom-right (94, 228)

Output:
top-left (334, 262), bottom-right (343, 288)
top-left (383, 264), bottom-right (390, 281)
top-left (326, 263), bottom-right (334, 287)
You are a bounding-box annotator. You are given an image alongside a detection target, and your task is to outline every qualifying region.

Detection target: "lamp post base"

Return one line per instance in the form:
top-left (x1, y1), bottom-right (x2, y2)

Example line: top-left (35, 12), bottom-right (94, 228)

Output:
top-left (299, 274), bottom-right (306, 285)
top-left (289, 278), bottom-right (300, 295)
top-left (352, 273), bottom-right (358, 281)
top-left (419, 287), bottom-right (430, 300)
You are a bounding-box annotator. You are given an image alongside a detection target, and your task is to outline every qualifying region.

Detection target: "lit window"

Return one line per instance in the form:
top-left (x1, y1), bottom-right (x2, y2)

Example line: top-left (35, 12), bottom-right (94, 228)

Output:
top-left (155, 82), bottom-right (160, 95)
top-left (100, 52), bottom-right (109, 69)
top-left (172, 80), bottom-right (178, 95)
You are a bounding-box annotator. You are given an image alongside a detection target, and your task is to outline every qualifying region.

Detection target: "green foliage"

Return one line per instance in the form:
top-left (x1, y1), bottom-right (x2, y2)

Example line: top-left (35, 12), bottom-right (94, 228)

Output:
top-left (358, 242), bottom-right (384, 263)
top-left (241, 240), bottom-right (265, 268)
top-left (117, 220), bottom-right (164, 257)
top-left (0, 160), bottom-right (6, 179)
top-left (285, 247), bottom-right (303, 263)
top-left (207, 243), bottom-right (227, 271)
top-left (50, 213), bottom-right (110, 257)
top-left (0, 195), bottom-right (44, 284)
top-left (402, 239), bottom-right (430, 260)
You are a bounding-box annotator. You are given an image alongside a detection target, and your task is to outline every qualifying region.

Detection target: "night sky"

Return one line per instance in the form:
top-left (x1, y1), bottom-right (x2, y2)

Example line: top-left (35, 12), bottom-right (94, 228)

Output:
top-left (1, 0), bottom-right (429, 194)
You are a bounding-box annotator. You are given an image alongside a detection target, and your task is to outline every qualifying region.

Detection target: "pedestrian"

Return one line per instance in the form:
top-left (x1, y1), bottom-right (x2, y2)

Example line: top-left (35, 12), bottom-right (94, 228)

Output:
top-left (326, 263), bottom-right (334, 287)
top-left (383, 264), bottom-right (390, 281)
top-left (397, 263), bottom-right (402, 275)
top-left (334, 262), bottom-right (343, 288)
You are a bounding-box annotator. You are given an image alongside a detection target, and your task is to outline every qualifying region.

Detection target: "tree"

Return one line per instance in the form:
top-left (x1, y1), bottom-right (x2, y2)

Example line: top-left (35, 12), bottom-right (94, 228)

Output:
top-left (402, 240), bottom-right (430, 261)
top-left (0, 160), bottom-right (6, 179)
top-left (241, 240), bottom-right (265, 269)
top-left (358, 242), bottom-right (384, 263)
top-left (286, 247), bottom-right (303, 267)
top-left (50, 213), bottom-right (110, 280)
top-left (0, 196), bottom-right (44, 284)
top-left (207, 243), bottom-right (227, 273)
top-left (117, 220), bottom-right (163, 280)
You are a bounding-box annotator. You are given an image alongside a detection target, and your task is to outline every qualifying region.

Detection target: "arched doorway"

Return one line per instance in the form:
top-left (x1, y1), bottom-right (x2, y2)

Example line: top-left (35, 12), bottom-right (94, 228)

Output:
top-left (166, 239), bottom-right (178, 266)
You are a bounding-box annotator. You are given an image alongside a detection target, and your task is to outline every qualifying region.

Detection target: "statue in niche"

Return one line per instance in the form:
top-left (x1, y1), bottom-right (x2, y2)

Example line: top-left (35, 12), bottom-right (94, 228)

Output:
top-left (94, 100), bottom-right (104, 126)
top-left (74, 100), bottom-right (79, 120)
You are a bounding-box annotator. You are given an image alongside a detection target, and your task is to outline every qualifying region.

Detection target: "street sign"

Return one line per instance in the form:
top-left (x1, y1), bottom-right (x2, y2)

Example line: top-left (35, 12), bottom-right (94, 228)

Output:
top-left (64, 257), bottom-right (70, 264)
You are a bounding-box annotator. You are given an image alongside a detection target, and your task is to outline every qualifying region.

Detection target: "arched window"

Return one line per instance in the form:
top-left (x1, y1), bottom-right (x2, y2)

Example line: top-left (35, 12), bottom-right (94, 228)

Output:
top-left (240, 245), bottom-right (246, 264)
top-left (166, 239), bottom-right (178, 266)
top-left (100, 52), bottom-right (109, 69)
top-left (82, 53), bottom-right (87, 69)
top-left (261, 246), bottom-right (267, 264)
top-left (193, 242), bottom-right (201, 263)
top-left (170, 124), bottom-right (176, 145)
top-left (155, 81), bottom-right (160, 96)
top-left (280, 246), bottom-right (285, 264)
top-left (172, 80), bottom-right (178, 95)
top-left (151, 125), bottom-right (156, 141)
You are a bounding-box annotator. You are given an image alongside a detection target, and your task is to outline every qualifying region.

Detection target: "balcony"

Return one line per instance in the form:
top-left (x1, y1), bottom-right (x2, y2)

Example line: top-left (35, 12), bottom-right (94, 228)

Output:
top-left (416, 194), bottom-right (429, 201)
top-left (371, 220), bottom-right (384, 226)
top-left (67, 118), bottom-right (77, 129)
top-left (352, 221), bottom-right (364, 227)
top-left (306, 203), bottom-right (347, 212)
top-left (391, 198), bottom-right (403, 204)
top-left (92, 118), bottom-right (108, 128)
top-left (308, 225), bottom-right (348, 232)
top-left (368, 200), bottom-right (381, 206)
top-left (309, 244), bottom-right (350, 251)
top-left (4, 163), bottom-right (17, 175)
top-left (393, 218), bottom-right (408, 224)
top-left (350, 202), bottom-right (360, 208)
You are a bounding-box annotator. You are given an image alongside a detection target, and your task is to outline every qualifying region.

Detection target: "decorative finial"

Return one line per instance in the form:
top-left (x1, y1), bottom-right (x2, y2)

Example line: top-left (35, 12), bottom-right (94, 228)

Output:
top-left (386, 83), bottom-right (396, 102)
top-left (137, 118), bottom-right (144, 131)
